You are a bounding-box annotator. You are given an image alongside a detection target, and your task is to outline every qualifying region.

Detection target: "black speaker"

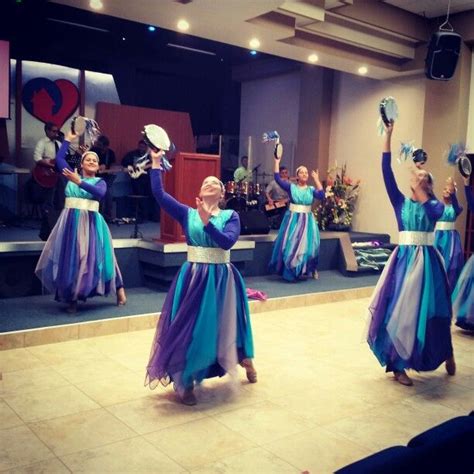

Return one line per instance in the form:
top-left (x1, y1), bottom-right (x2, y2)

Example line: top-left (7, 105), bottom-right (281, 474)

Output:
top-left (425, 31), bottom-right (462, 81)
top-left (239, 210), bottom-right (270, 235)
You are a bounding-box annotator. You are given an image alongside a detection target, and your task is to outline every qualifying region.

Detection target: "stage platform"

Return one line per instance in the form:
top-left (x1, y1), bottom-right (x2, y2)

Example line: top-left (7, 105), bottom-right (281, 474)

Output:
top-left (0, 272), bottom-right (378, 350)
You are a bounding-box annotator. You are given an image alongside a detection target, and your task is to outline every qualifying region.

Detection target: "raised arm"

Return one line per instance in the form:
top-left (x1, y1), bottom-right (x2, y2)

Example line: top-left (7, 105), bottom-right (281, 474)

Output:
top-left (450, 189), bottom-right (463, 216)
top-left (55, 140), bottom-right (73, 172)
top-left (150, 154), bottom-right (188, 225)
top-left (381, 123), bottom-right (404, 209)
top-left (203, 211), bottom-right (240, 250)
top-left (311, 170), bottom-right (324, 200)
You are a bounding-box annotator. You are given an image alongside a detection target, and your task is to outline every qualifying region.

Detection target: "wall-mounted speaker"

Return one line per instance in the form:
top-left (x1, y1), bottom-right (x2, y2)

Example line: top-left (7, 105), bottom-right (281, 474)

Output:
top-left (425, 31), bottom-right (462, 81)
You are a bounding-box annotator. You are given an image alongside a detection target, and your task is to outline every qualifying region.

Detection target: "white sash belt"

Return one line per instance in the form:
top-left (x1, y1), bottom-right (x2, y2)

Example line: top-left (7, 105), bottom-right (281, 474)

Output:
top-left (398, 231), bottom-right (434, 246)
top-left (187, 246), bottom-right (230, 264)
top-left (65, 197), bottom-right (99, 212)
top-left (289, 203), bottom-right (312, 214)
top-left (435, 221), bottom-right (456, 231)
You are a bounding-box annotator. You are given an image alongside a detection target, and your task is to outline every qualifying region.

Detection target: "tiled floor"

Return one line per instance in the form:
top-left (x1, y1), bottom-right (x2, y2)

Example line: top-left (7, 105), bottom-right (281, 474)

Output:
top-left (1, 297), bottom-right (473, 473)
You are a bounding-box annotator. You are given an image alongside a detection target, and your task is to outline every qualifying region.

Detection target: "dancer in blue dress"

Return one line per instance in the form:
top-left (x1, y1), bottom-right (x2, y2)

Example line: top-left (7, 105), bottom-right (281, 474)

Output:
top-left (269, 152), bottom-right (324, 282)
top-left (367, 122), bottom-right (455, 386)
top-left (35, 130), bottom-right (126, 313)
top-left (145, 149), bottom-right (256, 406)
top-left (452, 175), bottom-right (474, 330)
top-left (434, 177), bottom-right (464, 290)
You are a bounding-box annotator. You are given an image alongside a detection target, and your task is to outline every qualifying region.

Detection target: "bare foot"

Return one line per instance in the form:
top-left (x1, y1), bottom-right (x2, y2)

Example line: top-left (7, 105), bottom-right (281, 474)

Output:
top-left (394, 370), bottom-right (413, 386)
top-left (240, 358), bottom-right (257, 383)
top-left (66, 301), bottom-right (77, 314)
top-left (117, 287), bottom-right (127, 306)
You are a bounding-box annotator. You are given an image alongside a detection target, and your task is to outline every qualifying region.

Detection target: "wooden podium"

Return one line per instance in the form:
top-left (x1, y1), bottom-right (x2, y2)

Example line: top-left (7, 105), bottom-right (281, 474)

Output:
top-left (160, 152), bottom-right (221, 242)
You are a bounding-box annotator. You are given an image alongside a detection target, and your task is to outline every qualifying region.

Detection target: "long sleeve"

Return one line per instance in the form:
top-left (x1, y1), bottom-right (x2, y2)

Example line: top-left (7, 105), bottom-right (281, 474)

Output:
top-left (274, 173), bottom-right (291, 193)
top-left (451, 191), bottom-right (463, 217)
top-left (465, 185), bottom-right (474, 211)
top-left (79, 180), bottom-right (106, 200)
top-left (55, 141), bottom-right (73, 172)
top-left (33, 139), bottom-right (46, 162)
top-left (423, 199), bottom-right (444, 221)
top-left (203, 211), bottom-right (240, 250)
top-left (150, 169), bottom-right (188, 225)
top-left (382, 152), bottom-right (404, 210)
top-left (312, 187), bottom-right (325, 200)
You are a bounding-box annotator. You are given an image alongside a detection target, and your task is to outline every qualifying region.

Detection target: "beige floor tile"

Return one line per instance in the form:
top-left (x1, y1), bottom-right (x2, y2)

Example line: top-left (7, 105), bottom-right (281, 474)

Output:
top-left (212, 400), bottom-right (316, 445)
top-left (0, 399), bottom-right (24, 429)
top-left (51, 358), bottom-right (136, 384)
top-left (106, 394), bottom-right (209, 434)
top-left (74, 372), bottom-right (152, 406)
top-left (27, 342), bottom-right (103, 366)
top-left (29, 408), bottom-right (136, 456)
top-left (0, 367), bottom-right (68, 396)
top-left (60, 436), bottom-right (184, 472)
top-left (2, 458), bottom-right (70, 474)
top-left (0, 348), bottom-right (45, 373)
top-left (409, 383), bottom-right (474, 413)
top-left (323, 411), bottom-right (421, 451)
top-left (3, 385), bottom-right (99, 422)
top-left (191, 447), bottom-right (299, 473)
top-left (107, 351), bottom-right (149, 373)
top-left (145, 417), bottom-right (256, 469)
top-left (263, 426), bottom-right (373, 473)
top-left (0, 425), bottom-right (54, 471)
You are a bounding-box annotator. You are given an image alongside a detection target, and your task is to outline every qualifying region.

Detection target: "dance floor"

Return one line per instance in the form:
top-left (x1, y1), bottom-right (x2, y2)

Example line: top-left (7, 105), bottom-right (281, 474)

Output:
top-left (1, 296), bottom-right (472, 473)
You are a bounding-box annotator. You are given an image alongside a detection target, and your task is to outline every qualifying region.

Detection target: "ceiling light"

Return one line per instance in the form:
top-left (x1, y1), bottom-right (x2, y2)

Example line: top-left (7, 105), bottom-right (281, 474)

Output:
top-left (122, 37), bottom-right (126, 41)
top-left (167, 43), bottom-right (216, 56)
top-left (177, 19), bottom-right (189, 31)
top-left (250, 50), bottom-right (257, 56)
top-left (148, 25), bottom-right (156, 32)
top-left (358, 66), bottom-right (368, 75)
top-left (249, 38), bottom-right (260, 49)
top-left (308, 54), bottom-right (318, 63)
top-left (90, 0), bottom-right (103, 10)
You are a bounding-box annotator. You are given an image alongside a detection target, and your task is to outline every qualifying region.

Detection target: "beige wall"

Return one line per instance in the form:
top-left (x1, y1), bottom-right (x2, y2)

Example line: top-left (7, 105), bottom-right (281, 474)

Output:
top-left (328, 72), bottom-right (426, 241)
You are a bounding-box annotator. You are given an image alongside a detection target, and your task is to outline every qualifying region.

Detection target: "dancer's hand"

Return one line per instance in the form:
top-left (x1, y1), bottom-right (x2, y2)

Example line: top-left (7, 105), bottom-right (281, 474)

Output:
top-left (446, 177), bottom-right (456, 194)
top-left (150, 149), bottom-right (164, 169)
top-left (462, 175), bottom-right (470, 186)
top-left (65, 130), bottom-right (78, 142)
top-left (63, 167), bottom-right (81, 185)
top-left (311, 170), bottom-right (319, 181)
top-left (196, 197), bottom-right (212, 225)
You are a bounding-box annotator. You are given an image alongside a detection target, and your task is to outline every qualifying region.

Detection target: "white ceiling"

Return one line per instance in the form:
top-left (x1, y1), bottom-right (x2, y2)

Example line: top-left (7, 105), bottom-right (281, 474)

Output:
top-left (384, 0), bottom-right (474, 19)
top-left (51, 0), bottom-right (474, 80)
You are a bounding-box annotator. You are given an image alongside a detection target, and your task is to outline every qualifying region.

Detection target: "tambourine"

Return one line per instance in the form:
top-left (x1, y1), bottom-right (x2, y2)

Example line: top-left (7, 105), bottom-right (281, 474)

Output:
top-left (458, 154), bottom-right (472, 178)
top-left (379, 96), bottom-right (398, 126)
top-left (71, 116), bottom-right (101, 144)
top-left (142, 124), bottom-right (170, 152)
top-left (412, 148), bottom-right (428, 166)
top-left (262, 131), bottom-right (283, 159)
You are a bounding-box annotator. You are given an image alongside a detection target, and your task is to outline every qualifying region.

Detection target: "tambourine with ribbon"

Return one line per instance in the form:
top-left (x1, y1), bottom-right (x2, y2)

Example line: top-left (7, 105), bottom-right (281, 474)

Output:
top-left (377, 96), bottom-right (398, 136)
top-left (262, 131), bottom-right (282, 159)
top-left (71, 116), bottom-right (101, 144)
top-left (446, 143), bottom-right (472, 178)
top-left (142, 124), bottom-right (173, 172)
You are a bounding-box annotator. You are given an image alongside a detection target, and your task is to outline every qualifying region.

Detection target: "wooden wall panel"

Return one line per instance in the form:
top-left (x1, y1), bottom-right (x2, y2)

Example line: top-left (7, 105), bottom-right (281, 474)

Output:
top-left (95, 102), bottom-right (195, 162)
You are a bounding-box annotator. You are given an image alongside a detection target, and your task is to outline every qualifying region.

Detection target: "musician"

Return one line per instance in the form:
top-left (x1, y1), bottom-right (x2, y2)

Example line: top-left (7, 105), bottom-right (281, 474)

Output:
top-left (122, 140), bottom-right (158, 221)
top-left (233, 155), bottom-right (252, 183)
top-left (91, 135), bottom-right (116, 222)
top-left (265, 165), bottom-right (289, 228)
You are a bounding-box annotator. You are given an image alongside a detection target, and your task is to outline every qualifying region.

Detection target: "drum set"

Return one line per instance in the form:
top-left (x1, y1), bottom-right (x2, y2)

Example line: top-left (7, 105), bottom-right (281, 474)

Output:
top-left (224, 173), bottom-right (273, 213)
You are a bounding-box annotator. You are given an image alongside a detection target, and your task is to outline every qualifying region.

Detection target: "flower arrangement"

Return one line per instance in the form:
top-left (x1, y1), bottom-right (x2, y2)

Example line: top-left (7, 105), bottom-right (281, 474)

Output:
top-left (315, 163), bottom-right (360, 230)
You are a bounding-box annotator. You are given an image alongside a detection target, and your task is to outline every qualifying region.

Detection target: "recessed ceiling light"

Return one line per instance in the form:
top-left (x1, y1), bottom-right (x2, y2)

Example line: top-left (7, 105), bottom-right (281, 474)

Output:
top-left (177, 19), bottom-right (189, 31)
top-left (122, 37), bottom-right (126, 41)
top-left (358, 66), bottom-right (368, 75)
top-left (308, 54), bottom-right (318, 63)
top-left (250, 50), bottom-right (257, 56)
top-left (249, 38), bottom-right (260, 49)
top-left (90, 0), bottom-right (103, 10)
top-left (148, 25), bottom-right (156, 32)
